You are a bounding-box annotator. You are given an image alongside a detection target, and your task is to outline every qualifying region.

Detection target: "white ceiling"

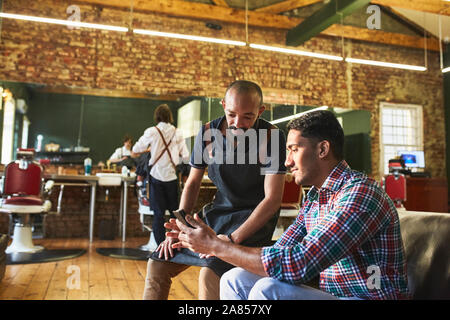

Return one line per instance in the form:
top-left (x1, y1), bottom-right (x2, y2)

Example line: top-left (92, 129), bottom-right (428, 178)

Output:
top-left (394, 7), bottom-right (450, 43)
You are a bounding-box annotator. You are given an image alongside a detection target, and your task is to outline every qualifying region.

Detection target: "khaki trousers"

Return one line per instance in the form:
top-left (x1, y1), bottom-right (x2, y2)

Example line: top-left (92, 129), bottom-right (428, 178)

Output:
top-left (142, 258), bottom-right (220, 300)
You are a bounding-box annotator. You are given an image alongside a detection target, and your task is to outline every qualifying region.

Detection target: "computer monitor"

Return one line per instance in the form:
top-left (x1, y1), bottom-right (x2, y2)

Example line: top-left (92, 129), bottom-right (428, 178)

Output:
top-left (397, 150), bottom-right (425, 168)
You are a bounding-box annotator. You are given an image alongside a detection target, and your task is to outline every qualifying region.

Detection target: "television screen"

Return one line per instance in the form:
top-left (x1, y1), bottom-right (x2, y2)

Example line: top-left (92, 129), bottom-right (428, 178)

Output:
top-left (397, 150), bottom-right (425, 168)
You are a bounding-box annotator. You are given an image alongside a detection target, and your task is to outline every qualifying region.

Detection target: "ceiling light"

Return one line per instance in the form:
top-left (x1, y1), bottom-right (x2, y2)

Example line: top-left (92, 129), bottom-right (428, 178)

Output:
top-left (345, 57), bottom-right (426, 71)
top-left (270, 106), bottom-right (329, 125)
top-left (250, 44), bottom-right (343, 61)
top-left (133, 29), bottom-right (246, 46)
top-left (0, 12), bottom-right (128, 32)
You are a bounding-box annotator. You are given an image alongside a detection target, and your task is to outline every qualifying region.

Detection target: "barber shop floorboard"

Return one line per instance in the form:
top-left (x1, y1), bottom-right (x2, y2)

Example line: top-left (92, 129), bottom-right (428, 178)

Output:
top-left (0, 238), bottom-right (200, 300)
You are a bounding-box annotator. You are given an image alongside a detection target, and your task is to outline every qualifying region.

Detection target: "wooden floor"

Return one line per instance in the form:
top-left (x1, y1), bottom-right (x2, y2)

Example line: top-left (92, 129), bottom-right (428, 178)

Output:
top-left (0, 237), bottom-right (200, 300)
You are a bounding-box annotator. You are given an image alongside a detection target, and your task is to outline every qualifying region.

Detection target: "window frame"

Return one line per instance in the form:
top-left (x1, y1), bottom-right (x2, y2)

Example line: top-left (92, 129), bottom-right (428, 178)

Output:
top-left (379, 102), bottom-right (424, 175)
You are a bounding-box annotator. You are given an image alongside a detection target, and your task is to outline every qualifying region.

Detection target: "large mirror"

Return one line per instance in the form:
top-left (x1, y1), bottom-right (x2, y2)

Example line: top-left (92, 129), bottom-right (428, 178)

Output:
top-left (0, 80), bottom-right (371, 174)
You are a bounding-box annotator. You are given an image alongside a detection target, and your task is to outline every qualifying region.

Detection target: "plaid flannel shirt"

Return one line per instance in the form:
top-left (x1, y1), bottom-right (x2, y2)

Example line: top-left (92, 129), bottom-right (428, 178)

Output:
top-left (262, 161), bottom-right (410, 299)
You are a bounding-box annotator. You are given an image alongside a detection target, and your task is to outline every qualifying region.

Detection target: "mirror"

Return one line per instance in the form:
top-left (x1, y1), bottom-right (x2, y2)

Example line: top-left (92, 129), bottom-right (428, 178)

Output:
top-left (0, 80), bottom-right (371, 173)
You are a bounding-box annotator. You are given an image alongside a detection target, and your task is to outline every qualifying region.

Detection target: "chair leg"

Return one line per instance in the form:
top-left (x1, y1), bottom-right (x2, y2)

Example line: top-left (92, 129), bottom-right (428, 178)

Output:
top-left (5, 214), bottom-right (44, 254)
top-left (138, 231), bottom-right (158, 252)
top-left (138, 210), bottom-right (171, 252)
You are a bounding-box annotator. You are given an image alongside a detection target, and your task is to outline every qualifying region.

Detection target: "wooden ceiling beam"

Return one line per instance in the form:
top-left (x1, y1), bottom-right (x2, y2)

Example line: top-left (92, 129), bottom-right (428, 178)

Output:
top-left (72, 0), bottom-right (440, 51)
top-left (286, 0), bottom-right (372, 46)
top-left (325, 23), bottom-right (437, 52)
top-left (371, 0), bottom-right (450, 16)
top-left (36, 85), bottom-right (181, 100)
top-left (255, 0), bottom-right (323, 14)
top-left (72, 0), bottom-right (314, 30)
top-left (211, 0), bottom-right (229, 7)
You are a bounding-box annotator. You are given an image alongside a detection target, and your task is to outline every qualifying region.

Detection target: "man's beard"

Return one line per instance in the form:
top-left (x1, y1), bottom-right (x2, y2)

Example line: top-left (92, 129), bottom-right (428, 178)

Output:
top-left (228, 126), bottom-right (248, 135)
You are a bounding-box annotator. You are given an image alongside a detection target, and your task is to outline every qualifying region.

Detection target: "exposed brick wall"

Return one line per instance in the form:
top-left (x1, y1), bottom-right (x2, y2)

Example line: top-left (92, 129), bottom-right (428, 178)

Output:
top-left (0, 0), bottom-right (445, 182)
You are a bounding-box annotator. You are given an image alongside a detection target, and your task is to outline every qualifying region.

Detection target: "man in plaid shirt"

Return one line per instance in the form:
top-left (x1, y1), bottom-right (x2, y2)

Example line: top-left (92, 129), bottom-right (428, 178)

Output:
top-left (170, 110), bottom-right (410, 300)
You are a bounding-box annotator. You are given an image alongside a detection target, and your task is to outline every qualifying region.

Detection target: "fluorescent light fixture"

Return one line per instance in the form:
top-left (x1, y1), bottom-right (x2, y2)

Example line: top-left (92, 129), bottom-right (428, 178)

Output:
top-left (270, 106), bottom-right (329, 125)
top-left (0, 12), bottom-right (128, 32)
top-left (443, 66), bottom-right (450, 73)
top-left (134, 29), bottom-right (246, 46)
top-left (250, 43), bottom-right (343, 61)
top-left (345, 57), bottom-right (426, 71)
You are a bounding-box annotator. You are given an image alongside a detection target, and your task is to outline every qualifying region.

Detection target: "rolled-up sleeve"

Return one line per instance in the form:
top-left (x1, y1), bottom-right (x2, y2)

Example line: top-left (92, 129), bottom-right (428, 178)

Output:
top-left (261, 181), bottom-right (391, 284)
top-left (109, 147), bottom-right (121, 160)
top-left (133, 127), bottom-right (154, 153)
top-left (261, 214), bottom-right (308, 282)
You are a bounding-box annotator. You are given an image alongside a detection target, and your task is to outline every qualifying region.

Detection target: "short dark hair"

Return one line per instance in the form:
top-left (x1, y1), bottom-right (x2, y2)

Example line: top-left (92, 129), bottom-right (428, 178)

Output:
top-left (154, 104), bottom-right (174, 124)
top-left (225, 80), bottom-right (263, 105)
top-left (287, 110), bottom-right (344, 160)
top-left (122, 134), bottom-right (133, 144)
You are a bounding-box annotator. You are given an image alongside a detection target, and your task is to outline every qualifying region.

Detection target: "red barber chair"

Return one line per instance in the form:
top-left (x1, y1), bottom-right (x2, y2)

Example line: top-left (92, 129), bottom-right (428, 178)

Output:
top-left (272, 174), bottom-right (303, 241)
top-left (0, 149), bottom-right (54, 253)
top-left (382, 158), bottom-right (407, 209)
top-left (281, 174), bottom-right (303, 212)
top-left (382, 174), bottom-right (407, 209)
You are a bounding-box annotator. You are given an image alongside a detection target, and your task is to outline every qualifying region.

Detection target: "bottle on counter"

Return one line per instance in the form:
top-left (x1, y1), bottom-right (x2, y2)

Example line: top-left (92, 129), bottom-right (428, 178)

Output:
top-left (84, 157), bottom-right (92, 175)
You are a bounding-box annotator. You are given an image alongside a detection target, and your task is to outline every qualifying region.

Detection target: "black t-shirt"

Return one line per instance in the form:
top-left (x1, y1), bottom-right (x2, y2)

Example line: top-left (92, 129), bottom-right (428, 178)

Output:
top-left (189, 116), bottom-right (287, 175)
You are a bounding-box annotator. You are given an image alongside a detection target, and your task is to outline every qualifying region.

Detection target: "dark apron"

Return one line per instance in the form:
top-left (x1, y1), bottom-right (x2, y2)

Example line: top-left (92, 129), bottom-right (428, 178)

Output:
top-left (151, 119), bottom-right (280, 276)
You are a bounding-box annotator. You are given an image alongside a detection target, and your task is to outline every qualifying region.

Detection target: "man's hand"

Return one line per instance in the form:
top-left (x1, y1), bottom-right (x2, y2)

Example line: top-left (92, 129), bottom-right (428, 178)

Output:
top-left (170, 214), bottom-right (267, 277)
top-left (155, 218), bottom-right (181, 260)
top-left (155, 237), bottom-right (178, 260)
top-left (197, 234), bottom-right (231, 259)
top-left (172, 214), bottom-right (224, 257)
top-left (164, 218), bottom-right (180, 236)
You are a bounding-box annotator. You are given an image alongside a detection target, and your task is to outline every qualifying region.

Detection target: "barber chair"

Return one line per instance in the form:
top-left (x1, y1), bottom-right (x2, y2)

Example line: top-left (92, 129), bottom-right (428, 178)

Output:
top-left (0, 149), bottom-right (54, 253)
top-left (382, 173), bottom-right (407, 208)
top-left (136, 176), bottom-right (171, 252)
top-left (134, 175), bottom-right (155, 250)
top-left (137, 205), bottom-right (165, 252)
top-left (381, 158), bottom-right (407, 209)
top-left (273, 174), bottom-right (303, 240)
top-left (1, 149), bottom-right (86, 264)
top-left (136, 162), bottom-right (188, 251)
top-left (96, 173), bottom-right (155, 260)
top-left (281, 174), bottom-right (303, 211)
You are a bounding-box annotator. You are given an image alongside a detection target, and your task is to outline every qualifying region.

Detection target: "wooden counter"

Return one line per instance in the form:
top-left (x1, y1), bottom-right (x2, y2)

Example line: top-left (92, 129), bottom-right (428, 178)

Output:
top-left (404, 177), bottom-right (448, 213)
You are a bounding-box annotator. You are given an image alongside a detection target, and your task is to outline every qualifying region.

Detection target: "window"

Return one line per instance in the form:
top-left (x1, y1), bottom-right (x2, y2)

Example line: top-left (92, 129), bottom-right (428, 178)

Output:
top-left (1, 96), bottom-right (15, 164)
top-left (380, 102), bottom-right (423, 175)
